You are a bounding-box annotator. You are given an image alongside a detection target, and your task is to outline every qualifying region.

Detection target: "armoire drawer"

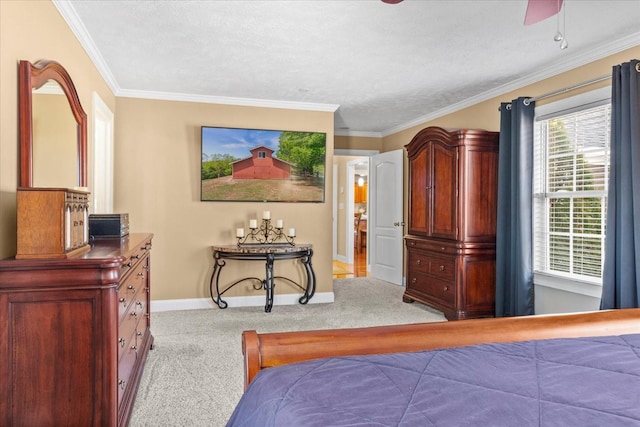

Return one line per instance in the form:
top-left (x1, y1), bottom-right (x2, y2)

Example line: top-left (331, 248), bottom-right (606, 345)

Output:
top-left (407, 272), bottom-right (455, 305)
top-left (407, 250), bottom-right (455, 281)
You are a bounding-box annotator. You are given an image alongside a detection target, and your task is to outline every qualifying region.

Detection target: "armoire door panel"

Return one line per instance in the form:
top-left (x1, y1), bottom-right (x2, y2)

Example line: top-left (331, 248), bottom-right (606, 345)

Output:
top-left (431, 142), bottom-right (457, 239)
top-left (408, 150), bottom-right (428, 236)
top-left (462, 148), bottom-right (499, 241)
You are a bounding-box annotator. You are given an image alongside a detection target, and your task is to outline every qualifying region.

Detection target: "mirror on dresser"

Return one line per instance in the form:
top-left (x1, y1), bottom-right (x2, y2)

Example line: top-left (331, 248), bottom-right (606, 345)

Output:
top-left (31, 80), bottom-right (79, 187)
top-left (16, 60), bottom-right (90, 259)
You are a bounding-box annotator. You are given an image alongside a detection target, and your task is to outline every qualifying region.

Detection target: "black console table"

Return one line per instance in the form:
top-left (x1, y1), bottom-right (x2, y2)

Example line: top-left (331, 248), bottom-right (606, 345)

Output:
top-left (209, 243), bottom-right (315, 312)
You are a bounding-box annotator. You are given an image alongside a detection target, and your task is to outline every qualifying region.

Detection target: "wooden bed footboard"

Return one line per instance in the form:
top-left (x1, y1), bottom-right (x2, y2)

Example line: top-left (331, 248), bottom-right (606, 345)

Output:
top-left (242, 308), bottom-right (640, 390)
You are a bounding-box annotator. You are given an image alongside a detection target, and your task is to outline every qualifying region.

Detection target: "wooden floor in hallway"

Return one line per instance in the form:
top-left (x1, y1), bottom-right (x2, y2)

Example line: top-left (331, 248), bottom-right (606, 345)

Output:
top-left (332, 250), bottom-right (368, 279)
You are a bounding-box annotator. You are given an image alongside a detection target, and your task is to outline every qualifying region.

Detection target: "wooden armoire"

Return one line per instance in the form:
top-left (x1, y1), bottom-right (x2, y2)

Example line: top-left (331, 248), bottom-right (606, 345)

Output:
top-left (404, 126), bottom-right (499, 320)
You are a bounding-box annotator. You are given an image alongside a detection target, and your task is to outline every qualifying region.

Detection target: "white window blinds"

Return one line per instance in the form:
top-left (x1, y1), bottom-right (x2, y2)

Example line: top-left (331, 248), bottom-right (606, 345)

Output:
top-left (533, 102), bottom-right (611, 283)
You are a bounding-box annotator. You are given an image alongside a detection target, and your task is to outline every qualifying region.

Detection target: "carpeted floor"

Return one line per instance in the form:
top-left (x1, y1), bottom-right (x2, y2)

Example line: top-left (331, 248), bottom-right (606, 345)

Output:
top-left (128, 277), bottom-right (445, 426)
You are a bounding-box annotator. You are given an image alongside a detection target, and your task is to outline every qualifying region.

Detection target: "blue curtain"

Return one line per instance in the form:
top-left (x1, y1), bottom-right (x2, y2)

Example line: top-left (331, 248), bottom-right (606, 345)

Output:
top-left (600, 59), bottom-right (640, 309)
top-left (495, 97), bottom-right (536, 317)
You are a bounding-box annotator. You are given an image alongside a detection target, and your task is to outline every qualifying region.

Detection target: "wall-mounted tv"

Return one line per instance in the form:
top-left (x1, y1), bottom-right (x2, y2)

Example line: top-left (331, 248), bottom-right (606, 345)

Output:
top-left (201, 126), bottom-right (326, 202)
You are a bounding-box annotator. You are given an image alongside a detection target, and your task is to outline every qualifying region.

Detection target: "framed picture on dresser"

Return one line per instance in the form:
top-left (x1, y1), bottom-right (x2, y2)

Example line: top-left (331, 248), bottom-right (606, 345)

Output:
top-left (200, 126), bottom-right (326, 202)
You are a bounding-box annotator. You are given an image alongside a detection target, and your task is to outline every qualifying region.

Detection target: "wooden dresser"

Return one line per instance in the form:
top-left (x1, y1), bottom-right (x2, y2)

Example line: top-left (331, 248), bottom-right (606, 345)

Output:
top-left (404, 127), bottom-right (499, 320)
top-left (0, 233), bottom-right (154, 426)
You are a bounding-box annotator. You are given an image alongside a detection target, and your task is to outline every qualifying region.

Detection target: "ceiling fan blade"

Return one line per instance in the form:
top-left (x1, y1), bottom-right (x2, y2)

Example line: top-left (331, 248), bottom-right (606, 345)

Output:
top-left (524, 0), bottom-right (563, 25)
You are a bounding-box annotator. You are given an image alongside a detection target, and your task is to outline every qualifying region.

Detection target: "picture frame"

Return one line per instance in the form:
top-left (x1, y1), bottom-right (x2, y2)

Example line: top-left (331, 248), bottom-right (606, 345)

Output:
top-left (201, 126), bottom-right (326, 202)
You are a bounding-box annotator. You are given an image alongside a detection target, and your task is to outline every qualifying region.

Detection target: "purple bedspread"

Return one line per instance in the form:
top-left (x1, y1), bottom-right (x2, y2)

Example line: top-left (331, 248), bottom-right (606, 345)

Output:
top-left (227, 333), bottom-right (640, 426)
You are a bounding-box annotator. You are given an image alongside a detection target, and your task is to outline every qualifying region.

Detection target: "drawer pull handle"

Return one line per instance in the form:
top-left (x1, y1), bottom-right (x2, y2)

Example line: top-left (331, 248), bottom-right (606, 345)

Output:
top-left (439, 265), bottom-right (445, 271)
top-left (118, 337), bottom-right (125, 347)
top-left (411, 278), bottom-right (417, 284)
top-left (132, 254), bottom-right (141, 260)
top-left (131, 312), bottom-right (138, 318)
top-left (138, 272), bottom-right (144, 277)
top-left (127, 285), bottom-right (135, 293)
top-left (441, 247), bottom-right (445, 251)
top-left (119, 297), bottom-right (126, 304)
top-left (136, 301), bottom-right (143, 307)
top-left (410, 241), bottom-right (416, 246)
top-left (444, 286), bottom-right (449, 291)
top-left (131, 345), bottom-right (138, 351)
top-left (119, 379), bottom-right (126, 390)
top-left (416, 259), bottom-right (421, 265)
top-left (137, 331), bottom-right (143, 337)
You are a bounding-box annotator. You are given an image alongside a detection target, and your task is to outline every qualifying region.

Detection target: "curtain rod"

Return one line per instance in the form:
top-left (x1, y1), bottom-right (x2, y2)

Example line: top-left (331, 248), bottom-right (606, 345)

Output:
top-left (522, 73), bottom-right (611, 106)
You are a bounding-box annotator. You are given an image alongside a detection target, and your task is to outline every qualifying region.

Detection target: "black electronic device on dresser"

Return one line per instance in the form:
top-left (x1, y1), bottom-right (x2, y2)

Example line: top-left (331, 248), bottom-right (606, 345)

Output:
top-left (90, 213), bottom-right (130, 238)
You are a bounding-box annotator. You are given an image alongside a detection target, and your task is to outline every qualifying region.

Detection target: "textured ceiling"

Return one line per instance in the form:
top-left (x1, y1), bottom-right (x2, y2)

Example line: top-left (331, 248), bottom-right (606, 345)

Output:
top-left (58, 0), bottom-right (640, 136)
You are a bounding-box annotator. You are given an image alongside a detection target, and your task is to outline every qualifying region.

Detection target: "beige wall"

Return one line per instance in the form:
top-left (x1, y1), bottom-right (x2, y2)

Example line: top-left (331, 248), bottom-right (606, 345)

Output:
top-left (0, 0), bottom-right (334, 304)
top-left (114, 98), bottom-right (334, 301)
top-left (0, 0), bottom-right (115, 257)
top-left (1, 0), bottom-right (638, 306)
top-left (335, 134), bottom-right (382, 151)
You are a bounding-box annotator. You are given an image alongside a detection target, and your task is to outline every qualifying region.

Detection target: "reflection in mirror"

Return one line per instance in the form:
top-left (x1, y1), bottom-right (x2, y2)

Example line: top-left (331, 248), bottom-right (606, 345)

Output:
top-left (32, 81), bottom-right (78, 187)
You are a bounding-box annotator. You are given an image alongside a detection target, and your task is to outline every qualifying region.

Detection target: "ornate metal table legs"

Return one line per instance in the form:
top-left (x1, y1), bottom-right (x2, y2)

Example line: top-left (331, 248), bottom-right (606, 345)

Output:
top-left (209, 248), bottom-right (315, 312)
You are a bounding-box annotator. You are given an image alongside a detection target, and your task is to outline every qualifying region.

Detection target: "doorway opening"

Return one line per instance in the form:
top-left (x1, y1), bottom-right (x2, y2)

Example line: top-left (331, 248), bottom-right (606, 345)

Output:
top-left (332, 154), bottom-right (371, 279)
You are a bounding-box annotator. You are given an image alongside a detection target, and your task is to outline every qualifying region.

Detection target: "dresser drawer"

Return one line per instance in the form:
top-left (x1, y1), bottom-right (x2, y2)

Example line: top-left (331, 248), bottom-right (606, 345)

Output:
top-left (117, 259), bottom-right (146, 320)
top-left (118, 302), bottom-right (140, 361)
top-left (407, 271), bottom-right (455, 305)
top-left (117, 339), bottom-right (138, 405)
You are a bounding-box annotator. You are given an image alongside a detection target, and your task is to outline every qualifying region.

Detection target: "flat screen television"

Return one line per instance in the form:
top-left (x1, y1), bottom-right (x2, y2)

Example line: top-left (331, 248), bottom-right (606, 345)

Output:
top-left (201, 126), bottom-right (326, 202)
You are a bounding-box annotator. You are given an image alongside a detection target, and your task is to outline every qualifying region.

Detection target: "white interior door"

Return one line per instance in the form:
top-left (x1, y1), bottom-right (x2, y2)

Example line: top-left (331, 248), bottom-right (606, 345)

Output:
top-left (369, 149), bottom-right (404, 285)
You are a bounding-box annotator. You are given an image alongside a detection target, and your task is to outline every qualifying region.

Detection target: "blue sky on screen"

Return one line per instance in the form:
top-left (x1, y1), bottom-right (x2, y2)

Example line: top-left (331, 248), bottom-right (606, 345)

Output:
top-left (202, 127), bottom-right (282, 160)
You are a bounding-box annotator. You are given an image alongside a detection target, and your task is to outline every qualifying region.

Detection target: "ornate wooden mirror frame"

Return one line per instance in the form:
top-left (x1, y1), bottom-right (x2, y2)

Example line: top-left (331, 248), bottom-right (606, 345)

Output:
top-left (18, 59), bottom-right (87, 188)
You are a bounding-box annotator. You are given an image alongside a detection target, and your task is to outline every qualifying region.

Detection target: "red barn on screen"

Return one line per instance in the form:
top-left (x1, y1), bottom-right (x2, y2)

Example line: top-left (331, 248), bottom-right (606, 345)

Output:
top-left (231, 146), bottom-right (292, 179)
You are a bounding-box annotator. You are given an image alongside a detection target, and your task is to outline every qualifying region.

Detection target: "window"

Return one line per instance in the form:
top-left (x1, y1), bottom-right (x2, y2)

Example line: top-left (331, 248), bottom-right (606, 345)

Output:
top-left (533, 88), bottom-right (611, 295)
top-left (258, 151), bottom-right (266, 158)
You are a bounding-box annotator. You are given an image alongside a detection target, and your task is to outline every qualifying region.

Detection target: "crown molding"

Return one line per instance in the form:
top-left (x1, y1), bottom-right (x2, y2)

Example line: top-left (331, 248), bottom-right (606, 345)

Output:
top-left (380, 32), bottom-right (640, 137)
top-left (53, 0), bottom-right (121, 94)
top-left (117, 89), bottom-right (339, 112)
top-left (334, 130), bottom-right (383, 138)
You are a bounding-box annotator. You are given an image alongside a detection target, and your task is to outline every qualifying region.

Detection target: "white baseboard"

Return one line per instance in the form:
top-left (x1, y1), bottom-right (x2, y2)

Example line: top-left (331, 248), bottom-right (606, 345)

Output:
top-left (151, 291), bottom-right (335, 312)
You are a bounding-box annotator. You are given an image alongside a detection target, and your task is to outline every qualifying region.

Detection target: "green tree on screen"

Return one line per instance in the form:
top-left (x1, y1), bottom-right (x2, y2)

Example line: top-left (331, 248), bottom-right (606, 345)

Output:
top-left (202, 153), bottom-right (237, 179)
top-left (277, 132), bottom-right (326, 177)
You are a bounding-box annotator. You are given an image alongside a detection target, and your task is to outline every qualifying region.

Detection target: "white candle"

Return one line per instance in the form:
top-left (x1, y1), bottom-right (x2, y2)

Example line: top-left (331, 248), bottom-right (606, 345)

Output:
top-left (249, 219), bottom-right (258, 229)
top-left (276, 219), bottom-right (283, 229)
top-left (263, 210), bottom-right (271, 220)
top-left (288, 228), bottom-right (296, 237)
top-left (236, 228), bottom-right (244, 238)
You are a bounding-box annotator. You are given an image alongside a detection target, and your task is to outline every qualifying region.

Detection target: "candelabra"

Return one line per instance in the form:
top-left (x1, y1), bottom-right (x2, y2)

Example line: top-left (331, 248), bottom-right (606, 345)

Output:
top-left (236, 213), bottom-right (295, 246)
